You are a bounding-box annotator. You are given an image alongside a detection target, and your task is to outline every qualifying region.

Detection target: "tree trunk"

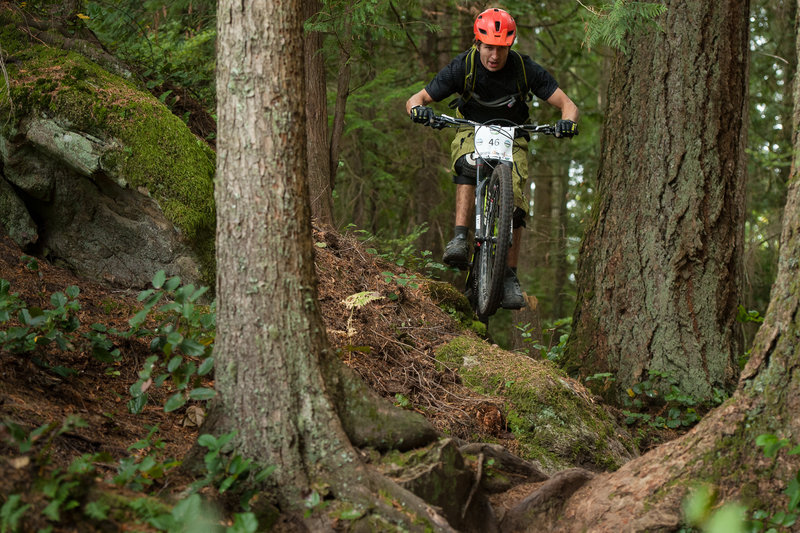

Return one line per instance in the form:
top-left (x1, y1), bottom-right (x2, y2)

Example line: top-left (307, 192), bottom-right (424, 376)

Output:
top-left (519, 157), bottom-right (554, 322)
top-left (509, 4), bottom-right (800, 527)
top-left (303, 0), bottom-right (335, 226)
top-left (213, 0), bottom-right (344, 499)
top-left (207, 2), bottom-right (447, 527)
top-left (551, 170), bottom-right (570, 319)
top-left (329, 30), bottom-right (351, 194)
top-left (565, 0), bottom-right (748, 403)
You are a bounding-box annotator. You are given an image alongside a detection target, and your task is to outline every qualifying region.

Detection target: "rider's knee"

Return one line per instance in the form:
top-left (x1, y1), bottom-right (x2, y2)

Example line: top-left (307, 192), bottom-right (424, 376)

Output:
top-left (454, 154), bottom-right (477, 180)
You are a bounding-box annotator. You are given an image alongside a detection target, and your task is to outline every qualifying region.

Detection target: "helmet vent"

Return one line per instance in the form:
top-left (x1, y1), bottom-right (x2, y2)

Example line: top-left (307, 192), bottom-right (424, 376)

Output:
top-left (495, 21), bottom-right (501, 32)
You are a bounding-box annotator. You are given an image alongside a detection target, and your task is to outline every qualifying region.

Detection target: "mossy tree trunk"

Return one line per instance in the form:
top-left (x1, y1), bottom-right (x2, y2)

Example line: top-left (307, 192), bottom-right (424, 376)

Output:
top-left (207, 1), bottom-right (448, 528)
top-left (517, 6), bottom-right (800, 527)
top-left (565, 0), bottom-right (749, 403)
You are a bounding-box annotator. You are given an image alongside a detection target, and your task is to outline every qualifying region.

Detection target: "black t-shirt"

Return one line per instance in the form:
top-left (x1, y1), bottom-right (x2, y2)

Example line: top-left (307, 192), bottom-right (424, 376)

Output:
top-left (425, 48), bottom-right (559, 124)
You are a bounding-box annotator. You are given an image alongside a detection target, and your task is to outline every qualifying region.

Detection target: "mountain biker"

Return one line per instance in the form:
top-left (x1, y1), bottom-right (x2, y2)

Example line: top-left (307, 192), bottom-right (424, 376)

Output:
top-left (405, 7), bottom-right (579, 310)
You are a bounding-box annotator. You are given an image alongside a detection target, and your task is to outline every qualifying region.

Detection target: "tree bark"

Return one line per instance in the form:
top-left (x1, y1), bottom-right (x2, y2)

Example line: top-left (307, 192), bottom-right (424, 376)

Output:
top-left (303, 0), bottom-right (335, 227)
top-left (565, 0), bottom-right (749, 403)
top-left (511, 4), bottom-right (800, 528)
top-left (551, 170), bottom-right (570, 319)
top-left (208, 2), bottom-right (448, 528)
top-left (329, 30), bottom-right (351, 195)
top-left (213, 0), bottom-right (341, 499)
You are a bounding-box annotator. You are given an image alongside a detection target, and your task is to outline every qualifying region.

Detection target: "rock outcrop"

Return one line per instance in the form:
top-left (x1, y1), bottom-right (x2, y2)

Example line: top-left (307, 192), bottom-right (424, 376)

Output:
top-left (0, 4), bottom-right (215, 288)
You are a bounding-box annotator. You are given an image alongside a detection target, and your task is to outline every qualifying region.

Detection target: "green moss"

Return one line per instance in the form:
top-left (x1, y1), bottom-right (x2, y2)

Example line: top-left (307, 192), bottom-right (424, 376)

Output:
top-left (0, 14), bottom-right (216, 284)
top-left (435, 335), bottom-right (636, 472)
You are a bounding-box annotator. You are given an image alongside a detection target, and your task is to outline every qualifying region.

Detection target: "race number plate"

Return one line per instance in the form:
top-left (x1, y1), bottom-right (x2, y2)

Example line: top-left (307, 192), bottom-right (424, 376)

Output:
top-left (473, 125), bottom-right (514, 162)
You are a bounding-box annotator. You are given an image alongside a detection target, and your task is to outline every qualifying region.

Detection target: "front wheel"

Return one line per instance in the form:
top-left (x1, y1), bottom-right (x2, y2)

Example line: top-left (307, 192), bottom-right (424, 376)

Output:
top-left (473, 163), bottom-right (514, 319)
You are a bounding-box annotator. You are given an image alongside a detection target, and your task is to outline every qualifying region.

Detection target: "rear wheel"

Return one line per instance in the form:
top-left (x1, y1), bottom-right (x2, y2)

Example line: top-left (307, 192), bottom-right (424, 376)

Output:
top-left (473, 163), bottom-right (513, 319)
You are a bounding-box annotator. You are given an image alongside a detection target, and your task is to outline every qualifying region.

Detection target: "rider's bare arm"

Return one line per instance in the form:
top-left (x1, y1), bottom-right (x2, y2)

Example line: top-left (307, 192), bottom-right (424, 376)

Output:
top-left (546, 88), bottom-right (579, 122)
top-left (406, 89), bottom-right (434, 115)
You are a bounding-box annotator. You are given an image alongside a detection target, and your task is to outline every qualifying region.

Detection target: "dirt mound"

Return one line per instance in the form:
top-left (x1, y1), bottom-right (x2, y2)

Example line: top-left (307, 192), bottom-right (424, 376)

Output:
top-left (313, 224), bottom-right (512, 443)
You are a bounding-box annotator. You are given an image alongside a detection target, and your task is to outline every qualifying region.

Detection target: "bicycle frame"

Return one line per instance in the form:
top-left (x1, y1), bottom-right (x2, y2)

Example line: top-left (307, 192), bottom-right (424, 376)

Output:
top-left (415, 112), bottom-right (556, 320)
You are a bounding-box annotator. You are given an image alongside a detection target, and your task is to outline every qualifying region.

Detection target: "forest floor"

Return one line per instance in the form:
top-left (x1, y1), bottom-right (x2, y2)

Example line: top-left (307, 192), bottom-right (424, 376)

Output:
top-left (0, 226), bottom-right (680, 531)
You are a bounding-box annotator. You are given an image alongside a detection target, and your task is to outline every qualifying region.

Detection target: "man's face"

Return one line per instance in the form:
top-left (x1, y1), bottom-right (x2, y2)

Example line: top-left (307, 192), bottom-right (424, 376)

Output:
top-left (477, 43), bottom-right (510, 72)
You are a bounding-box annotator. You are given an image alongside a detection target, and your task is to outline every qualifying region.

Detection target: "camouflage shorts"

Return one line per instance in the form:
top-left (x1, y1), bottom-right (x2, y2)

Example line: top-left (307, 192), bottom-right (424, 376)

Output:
top-left (450, 128), bottom-right (529, 211)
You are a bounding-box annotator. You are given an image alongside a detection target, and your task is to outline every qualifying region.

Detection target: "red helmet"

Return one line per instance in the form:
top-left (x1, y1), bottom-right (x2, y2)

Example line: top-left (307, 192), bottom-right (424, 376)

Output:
top-left (473, 8), bottom-right (516, 46)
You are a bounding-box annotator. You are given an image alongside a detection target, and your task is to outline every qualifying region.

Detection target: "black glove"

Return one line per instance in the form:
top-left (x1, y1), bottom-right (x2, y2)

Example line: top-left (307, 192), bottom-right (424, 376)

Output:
top-left (555, 119), bottom-right (578, 138)
top-left (410, 105), bottom-right (434, 125)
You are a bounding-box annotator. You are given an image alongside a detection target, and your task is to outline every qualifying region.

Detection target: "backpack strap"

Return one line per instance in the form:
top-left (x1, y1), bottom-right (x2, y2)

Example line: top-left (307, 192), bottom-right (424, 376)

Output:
top-left (449, 46), bottom-right (478, 109)
top-left (509, 50), bottom-right (532, 104)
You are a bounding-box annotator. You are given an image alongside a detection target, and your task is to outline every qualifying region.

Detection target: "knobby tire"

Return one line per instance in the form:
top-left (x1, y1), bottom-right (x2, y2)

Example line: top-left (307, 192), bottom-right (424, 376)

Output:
top-left (473, 164), bottom-right (513, 319)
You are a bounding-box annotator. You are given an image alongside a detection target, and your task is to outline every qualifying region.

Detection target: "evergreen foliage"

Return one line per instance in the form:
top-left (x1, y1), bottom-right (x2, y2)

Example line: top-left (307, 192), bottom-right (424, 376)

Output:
top-left (578, 0), bottom-right (667, 53)
top-left (85, 0), bottom-right (216, 111)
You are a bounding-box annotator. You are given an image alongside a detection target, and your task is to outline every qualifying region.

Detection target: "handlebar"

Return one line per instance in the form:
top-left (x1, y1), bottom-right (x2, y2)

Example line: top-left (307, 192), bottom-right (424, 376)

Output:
top-left (425, 112), bottom-right (556, 136)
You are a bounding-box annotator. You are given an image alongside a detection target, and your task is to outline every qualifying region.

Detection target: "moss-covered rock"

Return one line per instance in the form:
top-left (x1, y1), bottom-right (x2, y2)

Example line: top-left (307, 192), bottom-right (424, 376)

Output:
top-left (0, 5), bottom-right (215, 286)
top-left (436, 336), bottom-right (638, 473)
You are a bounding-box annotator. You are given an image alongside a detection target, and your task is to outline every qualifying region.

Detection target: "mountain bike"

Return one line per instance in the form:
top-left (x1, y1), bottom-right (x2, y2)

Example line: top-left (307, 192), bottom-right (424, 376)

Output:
top-left (419, 112), bottom-right (556, 320)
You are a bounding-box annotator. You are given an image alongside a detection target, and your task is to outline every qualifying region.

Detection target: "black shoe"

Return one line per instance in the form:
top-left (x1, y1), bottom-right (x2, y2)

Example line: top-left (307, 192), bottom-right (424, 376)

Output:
top-left (501, 269), bottom-right (525, 309)
top-left (443, 235), bottom-right (469, 270)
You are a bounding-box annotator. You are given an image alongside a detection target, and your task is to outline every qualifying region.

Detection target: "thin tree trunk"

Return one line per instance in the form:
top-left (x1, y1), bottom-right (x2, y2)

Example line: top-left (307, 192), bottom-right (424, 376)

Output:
top-left (551, 171), bottom-right (569, 319)
top-left (304, 0), bottom-right (334, 226)
top-left (329, 31), bottom-right (351, 192)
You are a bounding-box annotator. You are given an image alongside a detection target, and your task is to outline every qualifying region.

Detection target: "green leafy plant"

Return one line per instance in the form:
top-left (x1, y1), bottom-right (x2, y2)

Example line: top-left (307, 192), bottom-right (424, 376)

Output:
top-left (304, 490), bottom-right (330, 518)
top-left (746, 434), bottom-right (800, 531)
top-left (349, 223), bottom-right (453, 280)
top-left (736, 305), bottom-right (765, 324)
top-left (681, 484), bottom-right (747, 533)
top-left (382, 271), bottom-right (420, 294)
top-left (19, 255), bottom-right (38, 272)
top-left (515, 317), bottom-right (572, 361)
top-left (192, 431), bottom-right (275, 502)
top-left (126, 271), bottom-right (216, 413)
top-left (394, 393), bottom-right (411, 409)
top-left (38, 469), bottom-right (84, 522)
top-left (2, 415), bottom-right (88, 464)
top-left (83, 323), bottom-right (123, 366)
top-left (620, 370), bottom-right (720, 430)
top-left (1, 494), bottom-right (30, 533)
top-left (585, 372), bottom-right (617, 395)
top-left (0, 282), bottom-right (81, 355)
top-left (0, 417), bottom-right (110, 527)
top-left (114, 426), bottom-right (180, 491)
top-left (0, 279), bottom-right (24, 321)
